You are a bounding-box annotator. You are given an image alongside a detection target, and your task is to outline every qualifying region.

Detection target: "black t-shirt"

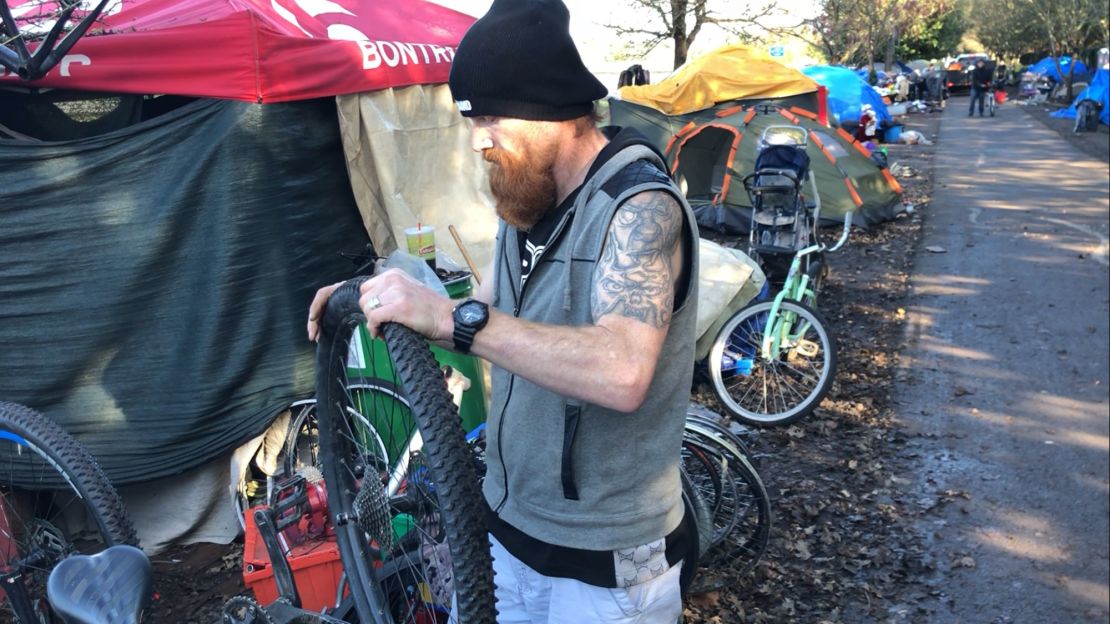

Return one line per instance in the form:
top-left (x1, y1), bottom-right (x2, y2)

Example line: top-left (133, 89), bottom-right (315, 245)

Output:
top-left (515, 126), bottom-right (631, 287)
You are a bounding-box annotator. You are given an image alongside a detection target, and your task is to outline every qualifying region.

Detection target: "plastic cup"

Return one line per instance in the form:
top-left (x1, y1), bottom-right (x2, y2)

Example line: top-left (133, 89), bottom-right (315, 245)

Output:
top-left (404, 225), bottom-right (436, 270)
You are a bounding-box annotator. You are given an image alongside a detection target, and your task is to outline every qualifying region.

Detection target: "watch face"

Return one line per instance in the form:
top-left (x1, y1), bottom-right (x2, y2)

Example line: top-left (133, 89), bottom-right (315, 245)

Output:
top-left (458, 301), bottom-right (486, 324)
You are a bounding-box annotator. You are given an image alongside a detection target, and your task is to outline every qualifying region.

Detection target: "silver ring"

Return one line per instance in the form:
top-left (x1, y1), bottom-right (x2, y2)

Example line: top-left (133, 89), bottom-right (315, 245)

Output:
top-left (367, 295), bottom-right (382, 310)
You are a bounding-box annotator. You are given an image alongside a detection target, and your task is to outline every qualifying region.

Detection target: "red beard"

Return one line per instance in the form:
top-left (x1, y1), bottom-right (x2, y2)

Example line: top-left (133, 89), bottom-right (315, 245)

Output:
top-left (484, 143), bottom-right (557, 230)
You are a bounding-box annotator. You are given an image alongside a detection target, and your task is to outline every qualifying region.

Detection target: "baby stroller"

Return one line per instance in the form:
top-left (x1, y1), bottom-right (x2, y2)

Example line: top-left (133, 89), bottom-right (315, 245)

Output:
top-left (741, 125), bottom-right (824, 294)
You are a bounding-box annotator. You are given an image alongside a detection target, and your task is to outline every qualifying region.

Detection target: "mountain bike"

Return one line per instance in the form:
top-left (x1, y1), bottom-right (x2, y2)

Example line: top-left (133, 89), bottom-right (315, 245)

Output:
top-left (280, 263), bottom-right (772, 613)
top-left (313, 277), bottom-right (496, 623)
top-left (0, 401), bottom-right (139, 623)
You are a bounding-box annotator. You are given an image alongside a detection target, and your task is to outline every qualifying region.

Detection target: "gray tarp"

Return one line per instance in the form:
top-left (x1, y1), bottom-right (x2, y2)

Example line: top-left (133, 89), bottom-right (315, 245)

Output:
top-left (0, 97), bottom-right (370, 484)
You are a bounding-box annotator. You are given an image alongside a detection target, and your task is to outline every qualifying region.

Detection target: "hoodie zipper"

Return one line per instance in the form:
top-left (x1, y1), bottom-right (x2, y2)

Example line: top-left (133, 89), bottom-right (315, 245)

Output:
top-left (494, 207), bottom-right (577, 514)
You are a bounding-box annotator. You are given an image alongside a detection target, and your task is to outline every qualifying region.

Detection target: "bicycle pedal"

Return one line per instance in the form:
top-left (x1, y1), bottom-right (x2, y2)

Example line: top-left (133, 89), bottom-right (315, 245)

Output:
top-left (793, 340), bottom-right (819, 358)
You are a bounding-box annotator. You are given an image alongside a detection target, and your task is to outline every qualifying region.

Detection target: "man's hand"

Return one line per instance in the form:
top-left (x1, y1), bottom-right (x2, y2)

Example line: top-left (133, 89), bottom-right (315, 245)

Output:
top-left (307, 281), bottom-right (343, 342)
top-left (357, 269), bottom-right (455, 341)
top-left (307, 270), bottom-right (455, 343)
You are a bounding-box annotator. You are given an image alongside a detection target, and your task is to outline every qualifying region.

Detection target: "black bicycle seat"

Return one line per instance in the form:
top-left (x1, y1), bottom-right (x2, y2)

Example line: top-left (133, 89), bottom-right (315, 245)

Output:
top-left (47, 545), bottom-right (153, 624)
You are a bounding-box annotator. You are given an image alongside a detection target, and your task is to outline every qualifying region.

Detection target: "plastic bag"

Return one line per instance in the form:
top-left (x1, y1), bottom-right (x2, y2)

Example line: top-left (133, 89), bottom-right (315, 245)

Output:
top-left (898, 130), bottom-right (933, 145)
top-left (382, 250), bottom-right (448, 296)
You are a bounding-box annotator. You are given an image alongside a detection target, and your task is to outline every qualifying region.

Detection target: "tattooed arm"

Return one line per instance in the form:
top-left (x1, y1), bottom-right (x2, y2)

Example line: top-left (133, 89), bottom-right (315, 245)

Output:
top-left (458, 190), bottom-right (685, 411)
top-left (339, 190), bottom-right (686, 412)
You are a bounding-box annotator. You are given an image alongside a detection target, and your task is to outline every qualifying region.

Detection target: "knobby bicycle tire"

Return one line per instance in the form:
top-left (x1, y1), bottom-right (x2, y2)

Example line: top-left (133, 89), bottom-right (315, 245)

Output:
top-left (315, 278), bottom-right (495, 624)
top-left (0, 401), bottom-right (138, 624)
top-left (708, 299), bottom-right (837, 427)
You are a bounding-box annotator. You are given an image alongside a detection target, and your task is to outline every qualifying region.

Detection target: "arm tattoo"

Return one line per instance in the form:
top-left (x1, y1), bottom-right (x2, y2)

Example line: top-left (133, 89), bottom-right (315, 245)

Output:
top-left (591, 191), bottom-right (683, 328)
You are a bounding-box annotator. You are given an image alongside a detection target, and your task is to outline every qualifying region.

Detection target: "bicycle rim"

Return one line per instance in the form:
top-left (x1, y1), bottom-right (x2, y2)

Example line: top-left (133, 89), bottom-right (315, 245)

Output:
top-left (709, 299), bottom-right (836, 426)
top-left (0, 402), bottom-right (137, 624)
top-left (315, 279), bottom-right (495, 624)
top-left (680, 431), bottom-right (771, 589)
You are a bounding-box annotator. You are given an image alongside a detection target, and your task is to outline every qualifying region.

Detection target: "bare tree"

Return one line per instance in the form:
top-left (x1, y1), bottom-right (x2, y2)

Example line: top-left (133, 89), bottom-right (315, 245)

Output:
top-left (606, 0), bottom-right (777, 69)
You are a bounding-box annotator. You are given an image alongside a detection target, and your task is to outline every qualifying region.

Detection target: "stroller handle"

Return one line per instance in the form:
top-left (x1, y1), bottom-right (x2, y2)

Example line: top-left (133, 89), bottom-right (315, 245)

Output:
top-left (826, 211), bottom-right (853, 252)
top-left (742, 169), bottom-right (801, 191)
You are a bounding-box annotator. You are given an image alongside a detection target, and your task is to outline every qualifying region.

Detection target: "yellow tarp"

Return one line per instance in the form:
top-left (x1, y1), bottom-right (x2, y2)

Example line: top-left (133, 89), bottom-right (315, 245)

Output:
top-left (618, 44), bottom-right (819, 115)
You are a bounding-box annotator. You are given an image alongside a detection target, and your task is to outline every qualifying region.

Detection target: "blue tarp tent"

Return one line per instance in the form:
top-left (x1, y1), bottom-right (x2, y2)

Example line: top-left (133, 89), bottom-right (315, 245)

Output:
top-left (1028, 56), bottom-right (1088, 82)
top-left (802, 65), bottom-right (891, 124)
top-left (1051, 68), bottom-right (1110, 126)
top-left (856, 68), bottom-right (890, 82)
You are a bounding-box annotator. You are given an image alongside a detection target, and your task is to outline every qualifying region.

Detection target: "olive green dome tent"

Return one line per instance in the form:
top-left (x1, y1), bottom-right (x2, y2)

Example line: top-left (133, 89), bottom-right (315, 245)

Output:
top-left (608, 98), bottom-right (904, 232)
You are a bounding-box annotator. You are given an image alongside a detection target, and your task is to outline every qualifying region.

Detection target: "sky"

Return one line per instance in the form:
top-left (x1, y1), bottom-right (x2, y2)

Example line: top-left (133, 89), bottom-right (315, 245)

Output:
top-left (428, 0), bottom-right (823, 84)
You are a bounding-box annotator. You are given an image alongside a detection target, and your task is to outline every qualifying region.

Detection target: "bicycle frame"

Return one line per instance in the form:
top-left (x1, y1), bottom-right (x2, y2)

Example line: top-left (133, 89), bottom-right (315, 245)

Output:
top-left (0, 0), bottom-right (112, 80)
top-left (759, 212), bottom-right (852, 361)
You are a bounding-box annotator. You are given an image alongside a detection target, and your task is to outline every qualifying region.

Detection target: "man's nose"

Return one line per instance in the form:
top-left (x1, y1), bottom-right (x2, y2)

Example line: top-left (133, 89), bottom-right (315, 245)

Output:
top-left (470, 125), bottom-right (494, 153)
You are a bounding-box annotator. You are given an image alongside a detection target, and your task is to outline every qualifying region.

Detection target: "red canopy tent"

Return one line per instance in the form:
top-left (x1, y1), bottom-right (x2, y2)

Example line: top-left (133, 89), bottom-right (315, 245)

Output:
top-left (0, 0), bottom-right (475, 102)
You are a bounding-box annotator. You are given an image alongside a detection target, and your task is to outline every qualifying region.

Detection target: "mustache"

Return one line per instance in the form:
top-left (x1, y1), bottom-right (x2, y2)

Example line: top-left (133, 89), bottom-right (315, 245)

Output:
top-left (483, 148), bottom-right (509, 166)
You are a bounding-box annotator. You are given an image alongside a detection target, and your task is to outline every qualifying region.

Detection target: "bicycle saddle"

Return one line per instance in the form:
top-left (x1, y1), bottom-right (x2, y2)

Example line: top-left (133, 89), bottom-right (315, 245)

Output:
top-left (47, 545), bottom-right (153, 624)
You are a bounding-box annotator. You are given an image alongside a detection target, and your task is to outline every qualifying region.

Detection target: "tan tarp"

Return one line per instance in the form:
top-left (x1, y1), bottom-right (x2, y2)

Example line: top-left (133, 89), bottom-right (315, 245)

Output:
top-left (336, 85), bottom-right (763, 343)
top-left (338, 85), bottom-right (500, 272)
top-left (618, 44), bottom-right (820, 116)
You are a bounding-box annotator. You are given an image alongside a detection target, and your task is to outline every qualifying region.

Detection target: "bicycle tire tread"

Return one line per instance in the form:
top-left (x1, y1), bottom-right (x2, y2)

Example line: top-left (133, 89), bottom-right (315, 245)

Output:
top-left (0, 401), bottom-right (139, 548)
top-left (315, 279), bottom-right (496, 623)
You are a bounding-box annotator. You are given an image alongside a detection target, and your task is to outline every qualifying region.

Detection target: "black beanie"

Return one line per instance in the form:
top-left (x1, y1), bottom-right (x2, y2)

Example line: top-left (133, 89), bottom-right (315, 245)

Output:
top-left (448, 0), bottom-right (608, 121)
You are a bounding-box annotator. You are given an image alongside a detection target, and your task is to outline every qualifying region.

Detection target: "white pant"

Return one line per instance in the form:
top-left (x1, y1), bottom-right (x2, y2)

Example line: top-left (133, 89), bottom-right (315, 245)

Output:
top-left (488, 534), bottom-right (683, 624)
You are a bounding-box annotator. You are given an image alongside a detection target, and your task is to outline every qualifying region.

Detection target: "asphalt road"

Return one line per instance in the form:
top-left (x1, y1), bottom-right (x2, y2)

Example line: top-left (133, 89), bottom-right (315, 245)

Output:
top-left (897, 98), bottom-right (1110, 623)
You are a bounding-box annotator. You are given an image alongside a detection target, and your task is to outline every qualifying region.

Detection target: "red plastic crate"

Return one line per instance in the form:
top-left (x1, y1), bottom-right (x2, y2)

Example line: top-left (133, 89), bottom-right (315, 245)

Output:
top-left (242, 506), bottom-right (344, 612)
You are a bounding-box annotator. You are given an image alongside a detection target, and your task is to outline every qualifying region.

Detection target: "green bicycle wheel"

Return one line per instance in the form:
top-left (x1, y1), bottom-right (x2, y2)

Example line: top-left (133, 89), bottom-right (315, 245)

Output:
top-left (708, 299), bottom-right (837, 427)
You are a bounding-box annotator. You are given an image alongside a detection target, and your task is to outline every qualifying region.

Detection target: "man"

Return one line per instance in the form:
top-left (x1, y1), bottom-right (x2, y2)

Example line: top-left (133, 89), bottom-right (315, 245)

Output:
top-left (307, 0), bottom-right (699, 621)
top-left (969, 59), bottom-right (994, 117)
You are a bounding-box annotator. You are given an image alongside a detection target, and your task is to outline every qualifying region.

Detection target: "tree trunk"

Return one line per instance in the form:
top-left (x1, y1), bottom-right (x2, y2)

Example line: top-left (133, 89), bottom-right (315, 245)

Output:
top-left (673, 33), bottom-right (688, 69)
top-left (1065, 55), bottom-right (1076, 102)
top-left (673, 4), bottom-right (688, 70)
top-left (885, 24), bottom-right (898, 71)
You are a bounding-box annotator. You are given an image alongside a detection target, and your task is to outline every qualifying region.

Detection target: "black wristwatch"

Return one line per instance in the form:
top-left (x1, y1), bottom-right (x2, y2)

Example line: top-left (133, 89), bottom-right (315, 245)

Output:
top-left (452, 299), bottom-right (489, 354)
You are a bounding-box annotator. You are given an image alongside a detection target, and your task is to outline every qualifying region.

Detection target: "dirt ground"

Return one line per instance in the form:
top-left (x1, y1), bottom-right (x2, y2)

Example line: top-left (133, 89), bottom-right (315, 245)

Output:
top-left (683, 113), bottom-right (940, 623)
top-left (145, 112), bottom-right (944, 623)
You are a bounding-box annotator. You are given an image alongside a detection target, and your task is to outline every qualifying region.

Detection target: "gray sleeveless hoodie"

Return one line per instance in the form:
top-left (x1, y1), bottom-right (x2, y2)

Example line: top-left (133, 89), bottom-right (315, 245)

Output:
top-left (484, 140), bottom-right (699, 551)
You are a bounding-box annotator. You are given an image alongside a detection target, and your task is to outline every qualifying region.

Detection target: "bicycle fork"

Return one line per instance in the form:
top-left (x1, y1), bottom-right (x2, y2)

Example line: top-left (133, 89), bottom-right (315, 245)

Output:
top-left (760, 244), bottom-right (821, 361)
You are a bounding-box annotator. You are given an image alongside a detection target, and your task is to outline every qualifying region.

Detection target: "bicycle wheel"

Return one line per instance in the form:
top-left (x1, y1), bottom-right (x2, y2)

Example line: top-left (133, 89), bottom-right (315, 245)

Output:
top-left (282, 381), bottom-right (401, 481)
top-left (0, 401), bottom-right (138, 624)
top-left (315, 278), bottom-right (495, 624)
top-left (684, 412), bottom-right (756, 465)
top-left (708, 299), bottom-right (837, 427)
top-left (680, 432), bottom-right (771, 591)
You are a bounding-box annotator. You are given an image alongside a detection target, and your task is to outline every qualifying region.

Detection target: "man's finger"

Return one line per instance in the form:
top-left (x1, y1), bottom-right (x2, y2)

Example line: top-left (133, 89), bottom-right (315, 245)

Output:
top-left (307, 282), bottom-right (342, 341)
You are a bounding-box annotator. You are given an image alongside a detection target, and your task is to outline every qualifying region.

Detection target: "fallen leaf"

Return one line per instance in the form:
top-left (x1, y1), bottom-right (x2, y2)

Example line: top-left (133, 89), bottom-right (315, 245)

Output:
top-left (925, 245), bottom-right (947, 253)
top-left (956, 556), bottom-right (977, 568)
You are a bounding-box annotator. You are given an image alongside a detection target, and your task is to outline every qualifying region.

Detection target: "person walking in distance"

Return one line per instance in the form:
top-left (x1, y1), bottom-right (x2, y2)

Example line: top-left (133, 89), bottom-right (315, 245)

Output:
top-left (307, 0), bottom-right (700, 621)
top-left (969, 59), bottom-right (994, 117)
